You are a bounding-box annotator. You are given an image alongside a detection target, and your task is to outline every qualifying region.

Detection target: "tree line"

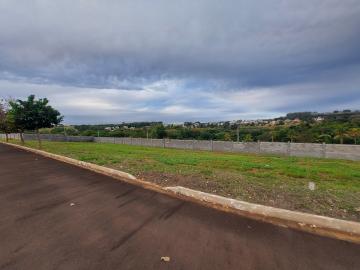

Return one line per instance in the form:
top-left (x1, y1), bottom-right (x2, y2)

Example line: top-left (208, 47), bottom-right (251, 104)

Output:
top-left (42, 121), bottom-right (360, 144)
top-left (0, 95), bottom-right (62, 148)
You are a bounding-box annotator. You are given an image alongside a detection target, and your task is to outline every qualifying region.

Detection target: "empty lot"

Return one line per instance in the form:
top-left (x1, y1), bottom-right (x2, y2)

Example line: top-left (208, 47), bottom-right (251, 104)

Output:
top-left (0, 143), bottom-right (359, 270)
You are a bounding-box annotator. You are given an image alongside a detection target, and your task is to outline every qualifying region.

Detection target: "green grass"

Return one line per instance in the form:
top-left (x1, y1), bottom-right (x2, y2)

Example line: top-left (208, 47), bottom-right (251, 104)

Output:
top-left (6, 140), bottom-right (360, 221)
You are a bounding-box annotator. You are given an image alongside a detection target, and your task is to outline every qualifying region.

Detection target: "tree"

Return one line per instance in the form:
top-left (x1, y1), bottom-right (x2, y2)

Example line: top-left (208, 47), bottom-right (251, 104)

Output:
top-left (270, 129), bottom-right (278, 142)
top-left (149, 124), bottom-right (166, 139)
top-left (243, 134), bottom-right (253, 142)
top-left (0, 99), bottom-right (16, 142)
top-left (334, 126), bottom-right (349, 144)
top-left (0, 100), bottom-right (7, 140)
top-left (317, 134), bottom-right (332, 144)
top-left (347, 128), bottom-right (360, 144)
top-left (9, 95), bottom-right (63, 147)
top-left (223, 132), bottom-right (232, 141)
top-left (287, 128), bottom-right (297, 142)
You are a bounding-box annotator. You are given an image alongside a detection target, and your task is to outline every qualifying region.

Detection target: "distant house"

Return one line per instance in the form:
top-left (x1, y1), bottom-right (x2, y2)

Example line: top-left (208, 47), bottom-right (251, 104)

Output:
top-left (314, 116), bottom-right (324, 122)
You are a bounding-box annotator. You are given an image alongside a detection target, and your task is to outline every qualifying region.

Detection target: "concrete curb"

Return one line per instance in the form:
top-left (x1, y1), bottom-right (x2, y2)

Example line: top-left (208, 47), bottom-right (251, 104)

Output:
top-left (2, 141), bottom-right (360, 243)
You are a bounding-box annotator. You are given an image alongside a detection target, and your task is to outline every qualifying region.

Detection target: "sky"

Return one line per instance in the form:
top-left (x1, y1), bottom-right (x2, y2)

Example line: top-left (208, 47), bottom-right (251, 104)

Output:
top-left (0, 0), bottom-right (360, 124)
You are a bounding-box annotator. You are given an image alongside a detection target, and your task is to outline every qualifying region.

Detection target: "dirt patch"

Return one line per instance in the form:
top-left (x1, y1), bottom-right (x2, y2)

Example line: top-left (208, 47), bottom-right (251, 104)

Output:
top-left (137, 171), bottom-right (219, 191)
top-left (137, 171), bottom-right (360, 222)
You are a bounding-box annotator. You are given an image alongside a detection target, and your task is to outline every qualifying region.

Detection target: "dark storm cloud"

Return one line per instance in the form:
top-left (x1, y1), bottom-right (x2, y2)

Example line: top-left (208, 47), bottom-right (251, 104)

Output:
top-left (0, 0), bottom-right (359, 123)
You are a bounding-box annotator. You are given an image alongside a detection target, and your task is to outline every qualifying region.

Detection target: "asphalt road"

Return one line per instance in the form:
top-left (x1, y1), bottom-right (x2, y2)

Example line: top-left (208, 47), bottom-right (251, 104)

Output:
top-left (0, 143), bottom-right (359, 270)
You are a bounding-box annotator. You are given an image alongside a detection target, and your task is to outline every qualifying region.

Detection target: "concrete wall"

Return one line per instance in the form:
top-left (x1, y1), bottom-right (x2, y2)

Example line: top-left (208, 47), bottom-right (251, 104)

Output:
top-left (290, 143), bottom-right (325, 158)
top-left (260, 142), bottom-right (289, 155)
top-left (93, 136), bottom-right (360, 161)
top-left (325, 144), bottom-right (360, 160)
top-left (233, 142), bottom-right (260, 153)
top-left (0, 133), bottom-right (20, 140)
top-left (23, 134), bottom-right (94, 142)
top-left (2, 133), bottom-right (360, 161)
top-left (213, 141), bottom-right (233, 152)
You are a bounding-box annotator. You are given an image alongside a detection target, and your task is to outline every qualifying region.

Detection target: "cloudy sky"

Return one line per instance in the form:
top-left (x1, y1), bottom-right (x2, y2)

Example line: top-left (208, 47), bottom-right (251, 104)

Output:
top-left (0, 0), bottom-right (359, 124)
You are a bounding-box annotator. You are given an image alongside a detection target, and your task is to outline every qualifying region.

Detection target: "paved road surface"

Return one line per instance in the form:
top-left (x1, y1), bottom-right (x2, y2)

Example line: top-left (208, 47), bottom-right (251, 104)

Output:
top-left (0, 143), bottom-right (359, 270)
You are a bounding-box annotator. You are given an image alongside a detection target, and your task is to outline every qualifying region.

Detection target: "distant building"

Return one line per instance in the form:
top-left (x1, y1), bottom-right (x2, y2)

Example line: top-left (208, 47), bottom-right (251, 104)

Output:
top-left (314, 116), bottom-right (324, 122)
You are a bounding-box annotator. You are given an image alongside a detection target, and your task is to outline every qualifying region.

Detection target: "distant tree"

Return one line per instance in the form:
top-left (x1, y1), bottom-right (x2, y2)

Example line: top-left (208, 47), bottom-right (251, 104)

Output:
top-left (317, 134), bottom-right (332, 144)
top-left (223, 132), bottom-right (232, 141)
top-left (257, 131), bottom-right (272, 142)
top-left (40, 126), bottom-right (79, 136)
top-left (347, 128), bottom-right (360, 144)
top-left (0, 100), bottom-right (7, 140)
top-left (350, 115), bottom-right (360, 126)
top-left (243, 134), bottom-right (253, 142)
top-left (223, 121), bottom-right (231, 129)
top-left (0, 99), bottom-right (16, 142)
top-left (198, 131), bottom-right (209, 140)
top-left (287, 128), bottom-right (297, 142)
top-left (334, 126), bottom-right (349, 144)
top-left (268, 127), bottom-right (278, 142)
top-left (9, 95), bottom-right (63, 147)
top-left (150, 124), bottom-right (166, 139)
top-left (286, 112), bottom-right (314, 121)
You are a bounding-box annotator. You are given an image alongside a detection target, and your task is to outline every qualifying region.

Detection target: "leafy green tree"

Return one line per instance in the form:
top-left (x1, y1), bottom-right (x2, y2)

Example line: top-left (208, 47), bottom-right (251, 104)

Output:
top-left (150, 124), bottom-right (166, 139)
top-left (0, 99), bottom-right (16, 142)
top-left (199, 131), bottom-right (213, 140)
top-left (0, 100), bottom-right (7, 140)
top-left (243, 134), bottom-right (253, 142)
top-left (9, 95), bottom-right (63, 147)
top-left (40, 126), bottom-right (79, 136)
top-left (287, 128), bottom-right (297, 142)
top-left (268, 127), bottom-right (278, 142)
top-left (347, 128), bottom-right (360, 144)
top-left (317, 134), bottom-right (332, 144)
top-left (334, 126), bottom-right (349, 144)
top-left (223, 132), bottom-right (232, 141)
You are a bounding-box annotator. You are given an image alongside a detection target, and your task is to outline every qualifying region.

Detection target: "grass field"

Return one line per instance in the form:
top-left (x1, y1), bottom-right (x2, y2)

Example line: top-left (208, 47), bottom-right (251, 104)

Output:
top-left (5, 140), bottom-right (360, 221)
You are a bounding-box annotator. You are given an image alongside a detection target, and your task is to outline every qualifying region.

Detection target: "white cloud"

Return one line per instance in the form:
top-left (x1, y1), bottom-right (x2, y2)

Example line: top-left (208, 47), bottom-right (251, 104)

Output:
top-left (0, 0), bottom-right (359, 123)
top-left (1, 74), bottom-right (359, 124)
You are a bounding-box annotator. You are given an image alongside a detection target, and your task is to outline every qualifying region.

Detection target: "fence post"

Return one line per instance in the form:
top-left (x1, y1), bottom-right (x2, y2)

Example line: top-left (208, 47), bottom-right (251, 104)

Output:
top-left (211, 140), bottom-right (213, 151)
top-left (163, 138), bottom-right (166, 148)
top-left (258, 140), bottom-right (261, 153)
top-left (113, 137), bottom-right (116, 144)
